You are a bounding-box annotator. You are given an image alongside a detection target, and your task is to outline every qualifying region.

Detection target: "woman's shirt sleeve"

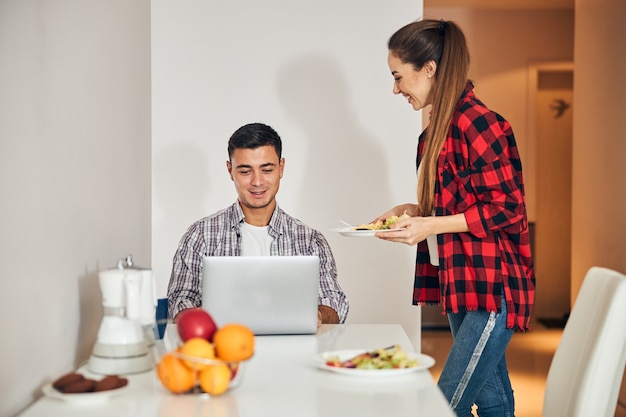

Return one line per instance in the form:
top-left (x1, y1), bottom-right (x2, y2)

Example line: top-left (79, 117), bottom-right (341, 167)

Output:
top-left (442, 108), bottom-right (527, 239)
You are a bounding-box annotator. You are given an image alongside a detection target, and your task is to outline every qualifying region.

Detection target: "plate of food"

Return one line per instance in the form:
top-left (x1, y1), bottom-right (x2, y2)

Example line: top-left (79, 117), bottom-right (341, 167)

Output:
top-left (312, 345), bottom-right (435, 376)
top-left (333, 213), bottom-right (410, 237)
top-left (42, 373), bottom-right (129, 404)
top-left (331, 227), bottom-right (405, 238)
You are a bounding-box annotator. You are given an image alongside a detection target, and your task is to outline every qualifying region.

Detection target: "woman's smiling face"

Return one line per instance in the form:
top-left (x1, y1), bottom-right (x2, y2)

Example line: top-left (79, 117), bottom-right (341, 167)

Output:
top-left (387, 52), bottom-right (435, 111)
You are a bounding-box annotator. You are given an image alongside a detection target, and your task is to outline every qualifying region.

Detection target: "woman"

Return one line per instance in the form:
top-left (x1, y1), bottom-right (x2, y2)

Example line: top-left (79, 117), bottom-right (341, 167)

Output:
top-left (374, 19), bottom-right (535, 417)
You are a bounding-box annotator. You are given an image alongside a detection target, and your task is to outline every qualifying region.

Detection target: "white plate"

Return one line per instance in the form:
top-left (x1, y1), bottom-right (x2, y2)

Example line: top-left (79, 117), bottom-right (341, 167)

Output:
top-left (331, 227), bottom-right (406, 238)
top-left (312, 349), bottom-right (435, 376)
top-left (42, 382), bottom-right (129, 404)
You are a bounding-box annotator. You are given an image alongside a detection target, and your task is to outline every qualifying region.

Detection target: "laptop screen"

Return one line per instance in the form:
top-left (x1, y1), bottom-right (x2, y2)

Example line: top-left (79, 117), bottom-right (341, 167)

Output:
top-left (201, 255), bottom-right (320, 335)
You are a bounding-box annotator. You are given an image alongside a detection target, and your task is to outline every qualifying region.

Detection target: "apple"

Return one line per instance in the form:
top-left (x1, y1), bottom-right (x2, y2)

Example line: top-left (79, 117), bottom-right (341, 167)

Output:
top-left (230, 363), bottom-right (239, 380)
top-left (176, 308), bottom-right (218, 342)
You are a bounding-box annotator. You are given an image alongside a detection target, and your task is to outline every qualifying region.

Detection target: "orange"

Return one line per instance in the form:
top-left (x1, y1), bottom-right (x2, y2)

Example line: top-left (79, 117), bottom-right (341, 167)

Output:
top-left (198, 363), bottom-right (232, 396)
top-left (213, 323), bottom-right (255, 362)
top-left (179, 337), bottom-right (216, 371)
top-left (156, 353), bottom-right (195, 393)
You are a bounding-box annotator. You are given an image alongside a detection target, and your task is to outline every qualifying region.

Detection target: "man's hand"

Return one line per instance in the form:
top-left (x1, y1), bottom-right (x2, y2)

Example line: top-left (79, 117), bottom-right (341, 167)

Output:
top-left (317, 305), bottom-right (339, 327)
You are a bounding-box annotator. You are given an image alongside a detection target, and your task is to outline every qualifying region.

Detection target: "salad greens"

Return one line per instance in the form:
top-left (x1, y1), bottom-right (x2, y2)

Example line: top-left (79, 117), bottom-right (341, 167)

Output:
top-left (325, 345), bottom-right (419, 369)
top-left (355, 212), bottom-right (410, 230)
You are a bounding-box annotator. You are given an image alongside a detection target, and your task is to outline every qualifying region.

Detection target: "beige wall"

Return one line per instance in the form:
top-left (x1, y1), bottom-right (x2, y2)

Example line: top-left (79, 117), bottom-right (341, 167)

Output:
top-left (0, 2), bottom-right (151, 416)
top-left (571, 0), bottom-right (626, 299)
top-left (424, 8), bottom-right (575, 223)
top-left (426, 3), bottom-right (626, 313)
top-left (425, 7), bottom-right (575, 320)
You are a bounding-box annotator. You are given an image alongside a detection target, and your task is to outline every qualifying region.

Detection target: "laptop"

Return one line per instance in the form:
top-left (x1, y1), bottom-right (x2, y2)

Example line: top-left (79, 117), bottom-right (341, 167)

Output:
top-left (201, 255), bottom-right (320, 335)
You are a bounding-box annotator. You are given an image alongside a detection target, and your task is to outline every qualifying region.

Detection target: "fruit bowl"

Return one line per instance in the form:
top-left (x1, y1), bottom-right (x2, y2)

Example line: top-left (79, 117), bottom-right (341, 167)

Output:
top-left (149, 313), bottom-right (255, 397)
top-left (150, 338), bottom-right (246, 396)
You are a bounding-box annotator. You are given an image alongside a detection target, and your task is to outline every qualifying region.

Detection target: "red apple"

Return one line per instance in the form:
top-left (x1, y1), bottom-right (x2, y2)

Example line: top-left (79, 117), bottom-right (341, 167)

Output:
top-left (229, 363), bottom-right (239, 380)
top-left (176, 308), bottom-right (218, 342)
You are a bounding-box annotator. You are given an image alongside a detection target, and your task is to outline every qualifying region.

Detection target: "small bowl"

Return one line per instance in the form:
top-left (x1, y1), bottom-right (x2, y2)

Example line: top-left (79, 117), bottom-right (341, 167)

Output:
top-left (150, 338), bottom-right (246, 396)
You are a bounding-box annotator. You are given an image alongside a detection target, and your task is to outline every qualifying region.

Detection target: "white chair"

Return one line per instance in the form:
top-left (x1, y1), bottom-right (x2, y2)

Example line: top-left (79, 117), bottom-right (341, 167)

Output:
top-left (543, 266), bottom-right (626, 417)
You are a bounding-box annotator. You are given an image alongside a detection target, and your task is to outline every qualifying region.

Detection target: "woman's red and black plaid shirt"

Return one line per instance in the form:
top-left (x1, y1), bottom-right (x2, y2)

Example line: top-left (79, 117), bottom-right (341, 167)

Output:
top-left (413, 81), bottom-right (536, 331)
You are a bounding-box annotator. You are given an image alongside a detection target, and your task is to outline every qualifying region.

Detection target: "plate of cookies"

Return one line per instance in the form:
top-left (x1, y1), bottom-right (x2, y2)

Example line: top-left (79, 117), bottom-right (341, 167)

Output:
top-left (43, 372), bottom-right (129, 404)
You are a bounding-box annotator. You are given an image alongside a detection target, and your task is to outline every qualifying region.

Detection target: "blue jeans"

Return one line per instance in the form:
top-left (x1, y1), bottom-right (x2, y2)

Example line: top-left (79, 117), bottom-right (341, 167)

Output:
top-left (437, 302), bottom-right (515, 417)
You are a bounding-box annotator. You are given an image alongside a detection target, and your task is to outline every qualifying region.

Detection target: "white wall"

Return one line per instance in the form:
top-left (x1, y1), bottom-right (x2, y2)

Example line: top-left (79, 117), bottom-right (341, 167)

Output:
top-left (151, 0), bottom-right (425, 348)
top-left (0, 1), bottom-right (151, 416)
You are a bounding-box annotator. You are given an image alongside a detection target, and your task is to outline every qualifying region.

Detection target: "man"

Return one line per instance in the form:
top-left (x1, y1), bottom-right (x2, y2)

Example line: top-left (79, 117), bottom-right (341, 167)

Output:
top-left (167, 122), bottom-right (349, 326)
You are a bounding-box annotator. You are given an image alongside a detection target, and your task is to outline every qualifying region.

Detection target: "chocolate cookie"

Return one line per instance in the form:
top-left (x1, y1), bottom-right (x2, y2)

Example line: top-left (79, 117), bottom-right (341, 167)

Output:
top-left (61, 378), bottom-right (96, 393)
top-left (52, 372), bottom-right (84, 391)
top-left (93, 375), bottom-right (128, 392)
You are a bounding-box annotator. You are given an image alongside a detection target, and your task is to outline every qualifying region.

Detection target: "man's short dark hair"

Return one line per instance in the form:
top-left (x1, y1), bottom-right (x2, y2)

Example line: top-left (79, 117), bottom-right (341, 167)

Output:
top-left (227, 123), bottom-right (282, 160)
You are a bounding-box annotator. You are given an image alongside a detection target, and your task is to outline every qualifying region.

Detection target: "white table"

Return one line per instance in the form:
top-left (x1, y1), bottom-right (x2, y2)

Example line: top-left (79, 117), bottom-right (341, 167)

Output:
top-left (18, 324), bottom-right (455, 417)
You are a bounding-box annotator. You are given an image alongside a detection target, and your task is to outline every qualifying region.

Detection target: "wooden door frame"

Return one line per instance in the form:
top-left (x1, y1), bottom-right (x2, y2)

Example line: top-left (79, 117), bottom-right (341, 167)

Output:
top-left (526, 60), bottom-right (574, 324)
top-left (525, 60), bottom-right (574, 223)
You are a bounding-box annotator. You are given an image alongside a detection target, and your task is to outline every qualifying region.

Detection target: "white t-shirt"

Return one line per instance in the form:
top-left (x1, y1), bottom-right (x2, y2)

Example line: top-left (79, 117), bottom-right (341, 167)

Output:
top-left (417, 163), bottom-right (440, 266)
top-left (240, 222), bottom-right (273, 256)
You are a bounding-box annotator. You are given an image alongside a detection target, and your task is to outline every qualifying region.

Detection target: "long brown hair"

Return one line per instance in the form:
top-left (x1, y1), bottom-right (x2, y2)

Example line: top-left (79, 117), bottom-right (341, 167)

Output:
top-left (388, 19), bottom-right (470, 216)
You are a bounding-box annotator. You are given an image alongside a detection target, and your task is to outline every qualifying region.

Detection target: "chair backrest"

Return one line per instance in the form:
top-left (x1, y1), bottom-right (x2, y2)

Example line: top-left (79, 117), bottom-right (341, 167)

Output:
top-left (542, 266), bottom-right (626, 417)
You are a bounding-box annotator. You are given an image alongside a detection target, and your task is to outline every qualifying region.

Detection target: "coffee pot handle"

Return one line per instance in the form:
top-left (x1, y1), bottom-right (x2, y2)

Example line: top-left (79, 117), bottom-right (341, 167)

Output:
top-left (125, 271), bottom-right (142, 321)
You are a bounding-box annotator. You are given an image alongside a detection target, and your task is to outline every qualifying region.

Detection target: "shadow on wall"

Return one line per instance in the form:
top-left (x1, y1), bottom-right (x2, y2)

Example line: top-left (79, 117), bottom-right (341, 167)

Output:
top-left (275, 54), bottom-right (420, 329)
top-left (154, 142), bottom-right (211, 227)
top-left (276, 54), bottom-right (393, 224)
top-left (77, 268), bottom-right (103, 367)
